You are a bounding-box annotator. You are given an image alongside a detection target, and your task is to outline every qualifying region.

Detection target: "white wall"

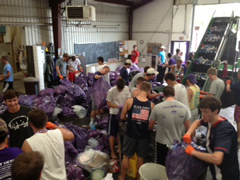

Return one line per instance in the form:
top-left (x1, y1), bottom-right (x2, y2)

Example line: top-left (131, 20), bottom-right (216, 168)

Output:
top-left (132, 0), bottom-right (173, 54)
top-left (171, 4), bottom-right (193, 41)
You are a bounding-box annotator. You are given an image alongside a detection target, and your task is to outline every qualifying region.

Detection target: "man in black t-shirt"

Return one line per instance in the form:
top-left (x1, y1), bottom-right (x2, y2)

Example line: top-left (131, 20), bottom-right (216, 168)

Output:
top-left (119, 82), bottom-right (154, 180)
top-left (90, 66), bottom-right (110, 127)
top-left (0, 90), bottom-right (33, 148)
top-left (119, 59), bottom-right (132, 86)
top-left (183, 97), bottom-right (239, 180)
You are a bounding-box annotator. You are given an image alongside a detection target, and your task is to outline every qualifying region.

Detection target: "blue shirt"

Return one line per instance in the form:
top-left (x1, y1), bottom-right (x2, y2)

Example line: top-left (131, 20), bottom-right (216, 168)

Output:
top-left (4, 63), bottom-right (13, 82)
top-left (159, 51), bottom-right (166, 64)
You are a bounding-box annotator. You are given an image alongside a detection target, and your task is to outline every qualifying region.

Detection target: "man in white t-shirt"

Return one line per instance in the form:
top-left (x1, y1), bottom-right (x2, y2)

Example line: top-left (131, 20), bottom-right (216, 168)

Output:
top-left (22, 109), bottom-right (75, 180)
top-left (68, 56), bottom-right (83, 82)
top-left (96, 56), bottom-right (110, 84)
top-left (164, 72), bottom-right (189, 107)
top-left (106, 79), bottom-right (131, 159)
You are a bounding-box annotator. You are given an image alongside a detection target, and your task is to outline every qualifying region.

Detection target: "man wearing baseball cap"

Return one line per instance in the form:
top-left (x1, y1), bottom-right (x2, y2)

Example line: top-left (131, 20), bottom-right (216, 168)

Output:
top-left (119, 59), bottom-right (132, 86)
top-left (186, 74), bottom-right (200, 122)
top-left (157, 46), bottom-right (166, 84)
top-left (0, 119), bottom-right (23, 179)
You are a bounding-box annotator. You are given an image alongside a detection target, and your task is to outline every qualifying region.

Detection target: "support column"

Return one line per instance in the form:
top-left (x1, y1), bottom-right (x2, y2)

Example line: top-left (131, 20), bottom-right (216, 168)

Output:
top-left (50, 1), bottom-right (63, 57)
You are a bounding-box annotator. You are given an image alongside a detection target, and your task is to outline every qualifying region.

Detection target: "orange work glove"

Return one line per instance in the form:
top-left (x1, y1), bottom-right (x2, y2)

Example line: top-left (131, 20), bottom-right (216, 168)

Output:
top-left (59, 75), bottom-right (63, 80)
top-left (46, 122), bottom-right (57, 129)
top-left (200, 91), bottom-right (207, 95)
top-left (226, 80), bottom-right (232, 85)
top-left (185, 145), bottom-right (195, 156)
top-left (200, 94), bottom-right (203, 99)
top-left (75, 71), bottom-right (80, 73)
top-left (183, 134), bottom-right (192, 144)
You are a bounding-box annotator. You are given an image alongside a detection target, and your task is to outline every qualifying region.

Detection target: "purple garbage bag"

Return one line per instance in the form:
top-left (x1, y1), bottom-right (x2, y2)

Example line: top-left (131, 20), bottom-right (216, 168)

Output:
top-left (67, 163), bottom-right (86, 180)
top-left (67, 84), bottom-right (86, 99)
top-left (75, 76), bottom-right (89, 91)
top-left (54, 85), bottom-right (66, 95)
top-left (65, 141), bottom-right (79, 164)
top-left (116, 65), bottom-right (123, 72)
top-left (18, 95), bottom-right (37, 108)
top-left (89, 129), bottom-right (110, 155)
top-left (91, 78), bottom-right (111, 109)
top-left (35, 94), bottom-right (56, 116)
top-left (65, 124), bottom-right (89, 153)
top-left (39, 88), bottom-right (55, 96)
top-left (61, 94), bottom-right (76, 107)
top-left (97, 116), bottom-right (108, 130)
top-left (165, 141), bottom-right (207, 180)
top-left (61, 106), bottom-right (75, 117)
top-left (87, 73), bottom-right (94, 87)
top-left (61, 78), bottom-right (72, 86)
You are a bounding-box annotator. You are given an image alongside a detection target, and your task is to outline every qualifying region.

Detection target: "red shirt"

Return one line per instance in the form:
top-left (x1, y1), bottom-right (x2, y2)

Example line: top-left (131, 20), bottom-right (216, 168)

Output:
top-left (131, 50), bottom-right (140, 63)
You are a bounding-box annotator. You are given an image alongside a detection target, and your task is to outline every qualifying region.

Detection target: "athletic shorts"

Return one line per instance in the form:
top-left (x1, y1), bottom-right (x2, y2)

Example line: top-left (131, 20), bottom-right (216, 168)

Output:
top-left (234, 105), bottom-right (240, 123)
top-left (91, 95), bottom-right (97, 111)
top-left (107, 114), bottom-right (118, 137)
top-left (123, 135), bottom-right (149, 158)
top-left (69, 72), bottom-right (76, 82)
top-left (3, 82), bottom-right (13, 92)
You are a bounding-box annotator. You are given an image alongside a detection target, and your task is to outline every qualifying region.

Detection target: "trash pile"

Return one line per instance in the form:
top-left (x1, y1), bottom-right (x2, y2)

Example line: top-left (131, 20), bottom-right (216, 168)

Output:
top-left (59, 122), bottom-right (110, 180)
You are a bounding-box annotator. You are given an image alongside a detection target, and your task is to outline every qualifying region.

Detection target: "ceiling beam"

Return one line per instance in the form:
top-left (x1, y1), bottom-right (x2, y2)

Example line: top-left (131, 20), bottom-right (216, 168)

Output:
top-left (94, 0), bottom-right (134, 6)
top-left (132, 0), bottom-right (154, 10)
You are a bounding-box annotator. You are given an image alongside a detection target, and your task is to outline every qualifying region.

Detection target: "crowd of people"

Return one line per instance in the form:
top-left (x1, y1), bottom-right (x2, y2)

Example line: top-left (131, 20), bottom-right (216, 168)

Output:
top-left (0, 45), bottom-right (239, 180)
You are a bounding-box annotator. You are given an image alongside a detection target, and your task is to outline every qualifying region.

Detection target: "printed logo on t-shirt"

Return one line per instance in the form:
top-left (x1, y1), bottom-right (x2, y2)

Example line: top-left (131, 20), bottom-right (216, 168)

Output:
top-left (132, 105), bottom-right (150, 122)
top-left (8, 116), bottom-right (29, 130)
top-left (0, 159), bottom-right (14, 179)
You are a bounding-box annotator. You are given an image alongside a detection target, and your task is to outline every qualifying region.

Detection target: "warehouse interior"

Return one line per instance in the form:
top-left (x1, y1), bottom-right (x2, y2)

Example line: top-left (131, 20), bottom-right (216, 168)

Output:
top-left (0, 0), bottom-right (240, 179)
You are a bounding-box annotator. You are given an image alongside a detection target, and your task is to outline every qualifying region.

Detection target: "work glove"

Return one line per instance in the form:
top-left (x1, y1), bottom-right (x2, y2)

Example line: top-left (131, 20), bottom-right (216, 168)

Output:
top-left (183, 134), bottom-right (192, 144)
top-left (59, 75), bottom-right (63, 80)
top-left (46, 122), bottom-right (57, 129)
top-left (75, 71), bottom-right (80, 73)
top-left (185, 145), bottom-right (195, 156)
top-left (200, 95), bottom-right (204, 99)
top-left (226, 80), bottom-right (232, 85)
top-left (200, 90), bottom-right (207, 95)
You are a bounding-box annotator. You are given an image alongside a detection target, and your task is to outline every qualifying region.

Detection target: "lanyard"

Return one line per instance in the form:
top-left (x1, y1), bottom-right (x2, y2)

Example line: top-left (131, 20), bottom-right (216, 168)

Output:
top-left (37, 129), bottom-right (48, 134)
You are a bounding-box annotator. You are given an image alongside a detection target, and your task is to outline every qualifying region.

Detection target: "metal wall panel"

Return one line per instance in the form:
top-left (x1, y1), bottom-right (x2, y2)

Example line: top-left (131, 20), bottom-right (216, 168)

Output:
top-left (0, 0), bottom-right (129, 54)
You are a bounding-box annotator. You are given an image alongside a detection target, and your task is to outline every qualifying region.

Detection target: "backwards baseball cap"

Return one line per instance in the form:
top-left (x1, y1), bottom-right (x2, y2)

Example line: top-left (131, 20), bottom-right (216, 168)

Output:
top-left (125, 59), bottom-right (133, 65)
top-left (186, 74), bottom-right (197, 84)
top-left (0, 119), bottom-right (8, 134)
top-left (147, 68), bottom-right (159, 75)
top-left (161, 46), bottom-right (166, 49)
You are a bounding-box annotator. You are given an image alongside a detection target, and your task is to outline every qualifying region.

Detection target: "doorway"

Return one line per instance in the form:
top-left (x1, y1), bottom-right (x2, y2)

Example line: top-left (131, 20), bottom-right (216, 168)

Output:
top-left (171, 41), bottom-right (190, 63)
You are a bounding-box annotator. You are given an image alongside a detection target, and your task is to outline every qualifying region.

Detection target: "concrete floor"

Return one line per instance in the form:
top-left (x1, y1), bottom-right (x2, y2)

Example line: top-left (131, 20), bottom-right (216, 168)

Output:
top-left (7, 72), bottom-right (240, 180)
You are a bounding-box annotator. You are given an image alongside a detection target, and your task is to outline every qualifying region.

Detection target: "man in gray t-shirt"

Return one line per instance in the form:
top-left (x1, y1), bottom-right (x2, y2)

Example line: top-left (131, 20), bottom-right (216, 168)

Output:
top-left (206, 67), bottom-right (225, 100)
top-left (56, 53), bottom-right (69, 83)
top-left (209, 78), bottom-right (224, 100)
top-left (149, 86), bottom-right (191, 166)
